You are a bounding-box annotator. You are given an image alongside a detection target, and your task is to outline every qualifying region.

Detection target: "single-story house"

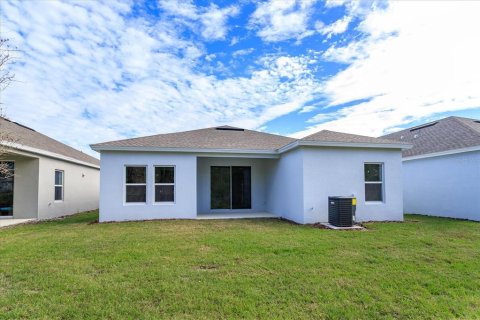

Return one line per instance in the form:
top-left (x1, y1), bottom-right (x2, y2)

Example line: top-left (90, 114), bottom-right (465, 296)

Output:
top-left (382, 116), bottom-right (480, 221)
top-left (0, 117), bottom-right (100, 220)
top-left (91, 126), bottom-right (410, 224)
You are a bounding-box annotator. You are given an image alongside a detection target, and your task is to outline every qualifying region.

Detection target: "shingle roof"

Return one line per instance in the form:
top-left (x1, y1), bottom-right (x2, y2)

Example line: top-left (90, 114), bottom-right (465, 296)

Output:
top-left (0, 117), bottom-right (100, 166)
top-left (91, 125), bottom-right (407, 152)
top-left (91, 126), bottom-right (295, 151)
top-left (381, 116), bottom-right (480, 157)
top-left (301, 130), bottom-right (409, 145)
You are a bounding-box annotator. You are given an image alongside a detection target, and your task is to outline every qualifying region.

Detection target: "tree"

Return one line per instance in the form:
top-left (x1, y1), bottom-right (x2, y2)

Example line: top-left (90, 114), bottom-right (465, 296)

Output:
top-left (0, 38), bottom-right (17, 177)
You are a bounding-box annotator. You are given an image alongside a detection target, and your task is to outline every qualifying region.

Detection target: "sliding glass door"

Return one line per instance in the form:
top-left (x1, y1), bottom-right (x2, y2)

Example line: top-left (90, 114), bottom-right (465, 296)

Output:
top-left (211, 167), bottom-right (231, 209)
top-left (211, 166), bottom-right (251, 210)
top-left (231, 167), bottom-right (251, 209)
top-left (0, 162), bottom-right (14, 216)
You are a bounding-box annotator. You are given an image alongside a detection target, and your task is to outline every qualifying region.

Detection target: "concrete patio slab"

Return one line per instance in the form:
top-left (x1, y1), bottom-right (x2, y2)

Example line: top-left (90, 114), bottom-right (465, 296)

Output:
top-left (320, 223), bottom-right (365, 230)
top-left (197, 212), bottom-right (279, 220)
top-left (0, 219), bottom-right (36, 228)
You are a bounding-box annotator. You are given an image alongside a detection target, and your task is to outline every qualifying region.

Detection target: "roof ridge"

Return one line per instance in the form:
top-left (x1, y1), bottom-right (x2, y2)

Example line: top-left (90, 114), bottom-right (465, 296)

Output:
top-left (304, 129), bottom-right (387, 140)
top-left (92, 126), bottom-right (295, 147)
top-left (450, 116), bottom-right (480, 137)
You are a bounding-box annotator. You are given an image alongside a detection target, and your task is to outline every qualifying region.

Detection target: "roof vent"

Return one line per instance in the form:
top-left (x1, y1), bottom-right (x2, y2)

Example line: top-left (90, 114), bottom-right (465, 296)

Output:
top-left (215, 126), bottom-right (244, 131)
top-left (409, 121), bottom-right (438, 132)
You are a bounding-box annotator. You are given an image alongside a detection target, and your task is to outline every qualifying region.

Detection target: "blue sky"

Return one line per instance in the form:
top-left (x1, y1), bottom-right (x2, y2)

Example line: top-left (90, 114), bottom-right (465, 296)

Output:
top-left (1, 0), bottom-right (480, 156)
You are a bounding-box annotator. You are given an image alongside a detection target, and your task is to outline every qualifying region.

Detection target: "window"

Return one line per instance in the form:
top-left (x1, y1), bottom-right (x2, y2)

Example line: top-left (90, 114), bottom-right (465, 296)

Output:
top-left (54, 170), bottom-right (64, 201)
top-left (154, 166), bottom-right (175, 203)
top-left (125, 166), bottom-right (147, 203)
top-left (364, 163), bottom-right (383, 202)
top-left (211, 166), bottom-right (251, 209)
top-left (0, 161), bottom-right (14, 216)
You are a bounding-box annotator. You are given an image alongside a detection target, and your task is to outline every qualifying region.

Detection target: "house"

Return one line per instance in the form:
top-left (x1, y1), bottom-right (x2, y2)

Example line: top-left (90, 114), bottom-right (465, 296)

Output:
top-left (382, 116), bottom-right (480, 221)
top-left (0, 117), bottom-right (100, 220)
top-left (91, 126), bottom-right (410, 224)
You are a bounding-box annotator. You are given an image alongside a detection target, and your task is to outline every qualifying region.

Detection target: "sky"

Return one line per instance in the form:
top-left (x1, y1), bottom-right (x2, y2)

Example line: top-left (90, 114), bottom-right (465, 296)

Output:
top-left (1, 0), bottom-right (480, 157)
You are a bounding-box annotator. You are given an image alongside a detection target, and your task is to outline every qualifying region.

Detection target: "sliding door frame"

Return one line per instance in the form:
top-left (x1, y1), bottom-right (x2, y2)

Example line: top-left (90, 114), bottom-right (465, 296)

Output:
top-left (210, 166), bottom-right (251, 210)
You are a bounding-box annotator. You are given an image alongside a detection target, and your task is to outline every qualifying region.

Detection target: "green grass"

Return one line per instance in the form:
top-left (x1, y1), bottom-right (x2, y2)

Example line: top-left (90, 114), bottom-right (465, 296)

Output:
top-left (1, 212), bottom-right (480, 319)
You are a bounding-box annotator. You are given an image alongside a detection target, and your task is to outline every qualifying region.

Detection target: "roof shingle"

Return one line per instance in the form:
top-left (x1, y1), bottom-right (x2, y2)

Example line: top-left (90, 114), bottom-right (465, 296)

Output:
top-left (91, 126), bottom-right (295, 151)
top-left (302, 130), bottom-right (409, 145)
top-left (92, 126), bottom-right (407, 152)
top-left (382, 116), bottom-right (480, 157)
top-left (0, 117), bottom-right (99, 166)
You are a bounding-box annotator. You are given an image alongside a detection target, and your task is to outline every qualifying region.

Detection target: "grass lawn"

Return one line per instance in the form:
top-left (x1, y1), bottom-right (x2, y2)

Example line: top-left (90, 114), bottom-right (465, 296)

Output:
top-left (1, 212), bottom-right (480, 319)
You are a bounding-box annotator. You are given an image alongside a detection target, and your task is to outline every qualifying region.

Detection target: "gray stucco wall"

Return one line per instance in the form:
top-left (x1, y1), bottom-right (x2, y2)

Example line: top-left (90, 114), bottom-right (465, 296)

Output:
top-left (98, 147), bottom-right (404, 224)
top-left (99, 151), bottom-right (197, 222)
top-left (37, 156), bottom-right (99, 219)
top-left (403, 151), bottom-right (480, 221)
top-left (266, 149), bottom-right (305, 223)
top-left (10, 154), bottom-right (39, 219)
top-left (301, 147), bottom-right (404, 223)
top-left (266, 147), bottom-right (404, 224)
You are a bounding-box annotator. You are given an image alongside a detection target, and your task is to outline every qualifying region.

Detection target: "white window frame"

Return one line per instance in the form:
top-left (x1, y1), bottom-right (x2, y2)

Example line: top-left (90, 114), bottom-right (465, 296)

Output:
top-left (153, 165), bottom-right (175, 204)
top-left (54, 169), bottom-right (64, 202)
top-left (364, 162), bottom-right (384, 204)
top-left (124, 165), bottom-right (147, 205)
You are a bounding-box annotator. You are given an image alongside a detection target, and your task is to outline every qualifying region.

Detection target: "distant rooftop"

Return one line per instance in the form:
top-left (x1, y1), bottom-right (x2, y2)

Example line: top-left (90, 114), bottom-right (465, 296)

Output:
top-left (382, 116), bottom-right (480, 157)
top-left (0, 117), bottom-right (99, 166)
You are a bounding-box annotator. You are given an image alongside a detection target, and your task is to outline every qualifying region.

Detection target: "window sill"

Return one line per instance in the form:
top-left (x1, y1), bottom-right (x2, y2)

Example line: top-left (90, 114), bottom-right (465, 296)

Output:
top-left (53, 200), bottom-right (64, 203)
top-left (365, 201), bottom-right (385, 205)
top-left (123, 202), bottom-right (147, 206)
top-left (153, 202), bottom-right (175, 206)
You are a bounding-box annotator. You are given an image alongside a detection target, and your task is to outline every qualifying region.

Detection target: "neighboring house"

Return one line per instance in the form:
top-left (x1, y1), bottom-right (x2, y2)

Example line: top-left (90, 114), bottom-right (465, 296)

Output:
top-left (383, 116), bottom-right (480, 221)
top-left (91, 126), bottom-right (410, 224)
top-left (0, 117), bottom-right (100, 220)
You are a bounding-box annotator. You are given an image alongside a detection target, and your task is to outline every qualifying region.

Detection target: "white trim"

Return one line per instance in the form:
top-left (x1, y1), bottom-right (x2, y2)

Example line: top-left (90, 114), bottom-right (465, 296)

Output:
top-left (365, 201), bottom-right (384, 205)
top-left (91, 140), bottom-right (411, 155)
top-left (54, 169), bottom-right (64, 202)
top-left (278, 140), bottom-right (412, 153)
top-left (196, 153), bottom-right (279, 159)
top-left (124, 165), bottom-right (147, 205)
top-left (364, 162), bottom-right (385, 204)
top-left (153, 165), bottom-right (175, 204)
top-left (91, 145), bottom-right (278, 155)
top-left (210, 166), bottom-right (252, 210)
top-left (403, 145), bottom-right (480, 161)
top-left (1, 141), bottom-right (99, 169)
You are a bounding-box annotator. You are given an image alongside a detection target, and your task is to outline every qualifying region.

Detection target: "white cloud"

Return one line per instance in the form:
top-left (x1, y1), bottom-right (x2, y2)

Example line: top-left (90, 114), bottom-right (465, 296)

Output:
top-left (159, 0), bottom-right (239, 41)
top-left (294, 1), bottom-right (480, 138)
top-left (229, 36), bottom-right (239, 46)
top-left (319, 15), bottom-right (352, 37)
top-left (298, 105), bottom-right (316, 113)
top-left (232, 48), bottom-right (255, 58)
top-left (0, 1), bottom-right (320, 156)
top-left (324, 0), bottom-right (349, 8)
top-left (317, 0), bottom-right (382, 38)
top-left (249, 0), bottom-right (317, 42)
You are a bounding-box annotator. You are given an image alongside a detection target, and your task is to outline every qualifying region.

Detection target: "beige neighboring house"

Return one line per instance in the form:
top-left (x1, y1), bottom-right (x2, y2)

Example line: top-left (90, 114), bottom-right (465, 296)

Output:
top-left (0, 117), bottom-right (99, 220)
